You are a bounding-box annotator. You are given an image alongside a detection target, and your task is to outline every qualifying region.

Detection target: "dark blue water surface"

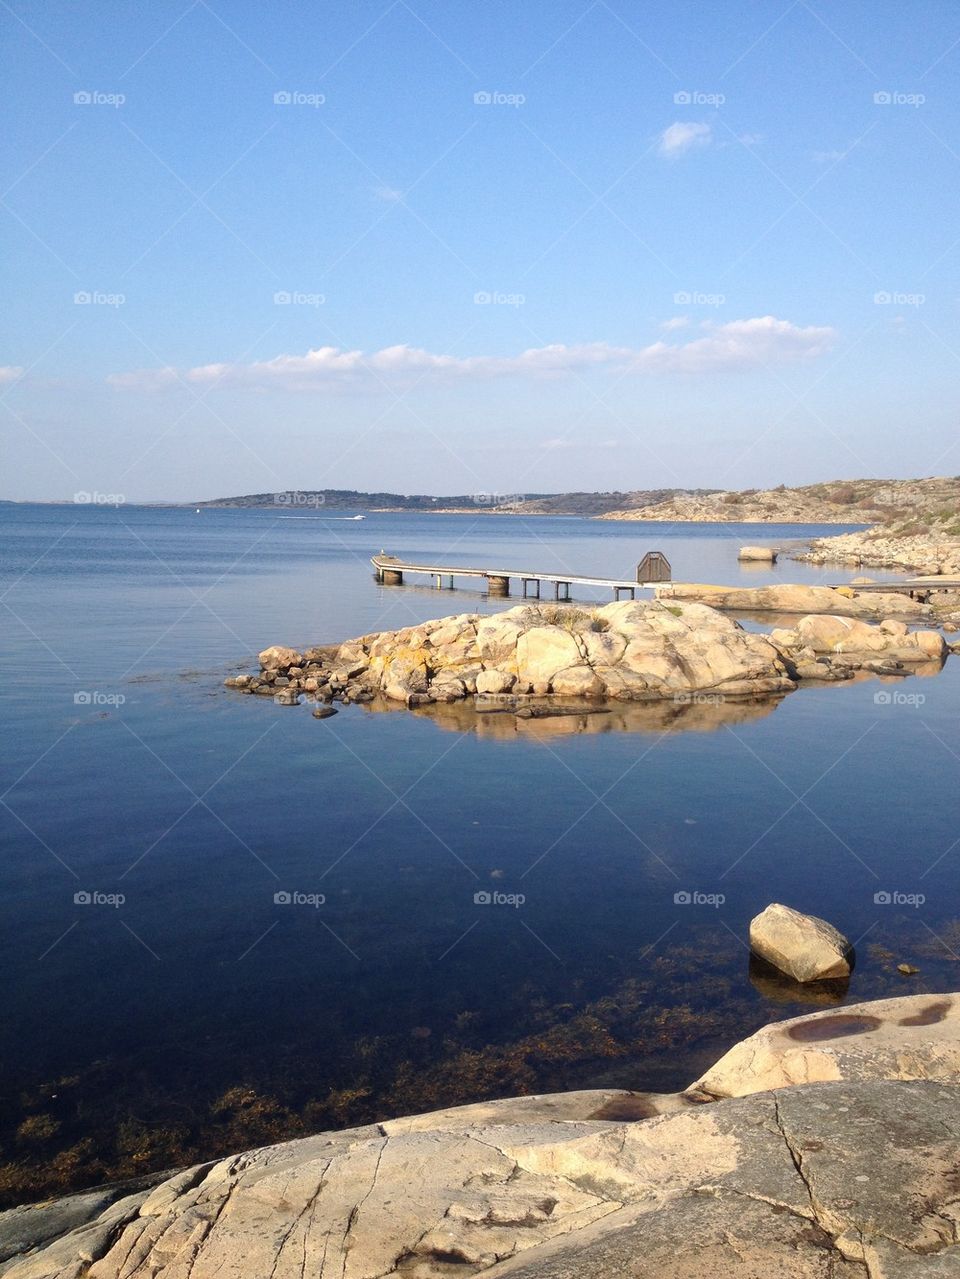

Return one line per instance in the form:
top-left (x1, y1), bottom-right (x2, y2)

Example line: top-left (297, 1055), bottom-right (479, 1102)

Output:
top-left (1, 504), bottom-right (958, 1202)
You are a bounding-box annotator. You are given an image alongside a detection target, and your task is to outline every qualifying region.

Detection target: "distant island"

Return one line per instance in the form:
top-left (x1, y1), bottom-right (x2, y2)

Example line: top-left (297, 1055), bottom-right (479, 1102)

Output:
top-left (193, 477), bottom-right (960, 577)
top-left (191, 488), bottom-right (717, 516)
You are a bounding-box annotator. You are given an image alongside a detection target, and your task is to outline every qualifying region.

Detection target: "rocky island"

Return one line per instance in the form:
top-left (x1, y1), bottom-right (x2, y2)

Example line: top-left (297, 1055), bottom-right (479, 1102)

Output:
top-left (226, 597), bottom-right (951, 716)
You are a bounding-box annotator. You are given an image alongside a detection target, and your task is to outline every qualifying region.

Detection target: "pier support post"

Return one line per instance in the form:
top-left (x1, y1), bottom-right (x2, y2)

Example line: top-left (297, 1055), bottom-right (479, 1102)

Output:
top-left (522, 578), bottom-right (541, 599)
top-left (383, 569), bottom-right (403, 585)
top-left (487, 575), bottom-right (510, 596)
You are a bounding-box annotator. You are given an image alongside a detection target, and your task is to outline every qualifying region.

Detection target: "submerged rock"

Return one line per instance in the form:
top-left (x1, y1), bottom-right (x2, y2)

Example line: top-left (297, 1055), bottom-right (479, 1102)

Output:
top-left (749, 902), bottom-right (852, 983)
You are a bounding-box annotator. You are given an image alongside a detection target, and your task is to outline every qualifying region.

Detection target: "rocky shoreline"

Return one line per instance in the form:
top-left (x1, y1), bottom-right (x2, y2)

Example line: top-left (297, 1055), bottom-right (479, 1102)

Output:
top-left (592, 476), bottom-right (960, 590)
top-left (796, 527), bottom-right (960, 577)
top-left (226, 596), bottom-right (952, 716)
top-left (5, 992), bottom-right (959, 1277)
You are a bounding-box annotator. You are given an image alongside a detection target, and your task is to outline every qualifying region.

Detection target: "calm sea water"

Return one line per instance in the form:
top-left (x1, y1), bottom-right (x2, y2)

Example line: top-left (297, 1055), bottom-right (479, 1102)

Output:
top-left (1, 504), bottom-right (958, 1203)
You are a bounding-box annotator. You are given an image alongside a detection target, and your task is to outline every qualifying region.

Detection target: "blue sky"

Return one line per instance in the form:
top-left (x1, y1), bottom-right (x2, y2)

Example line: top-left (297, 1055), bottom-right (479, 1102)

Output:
top-left (3, 0), bottom-right (960, 501)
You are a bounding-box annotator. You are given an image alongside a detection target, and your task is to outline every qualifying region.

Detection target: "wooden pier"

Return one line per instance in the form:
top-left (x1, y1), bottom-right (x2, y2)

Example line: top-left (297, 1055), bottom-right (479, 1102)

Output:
top-left (826, 578), bottom-right (960, 602)
top-left (372, 551), bottom-right (671, 601)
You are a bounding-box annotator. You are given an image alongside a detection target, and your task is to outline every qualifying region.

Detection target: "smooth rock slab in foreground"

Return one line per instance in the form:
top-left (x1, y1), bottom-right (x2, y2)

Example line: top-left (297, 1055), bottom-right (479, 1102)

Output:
top-left (3, 1081), bottom-right (959, 1278)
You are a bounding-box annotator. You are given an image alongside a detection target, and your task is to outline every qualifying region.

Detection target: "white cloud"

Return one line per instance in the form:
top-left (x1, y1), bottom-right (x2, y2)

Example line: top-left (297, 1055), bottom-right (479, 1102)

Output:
top-left (373, 185), bottom-right (404, 202)
top-left (811, 148), bottom-right (848, 165)
top-left (660, 316), bottom-right (689, 331)
top-left (0, 366), bottom-right (24, 385)
top-left (658, 121), bottom-right (712, 157)
top-left (108, 318), bottom-right (836, 393)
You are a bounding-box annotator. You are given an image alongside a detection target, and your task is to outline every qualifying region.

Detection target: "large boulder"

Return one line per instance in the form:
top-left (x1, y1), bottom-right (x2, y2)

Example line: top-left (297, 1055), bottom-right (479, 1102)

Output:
top-left (749, 902), bottom-right (852, 982)
top-left (257, 645), bottom-right (302, 670)
top-left (738, 545), bottom-right (777, 561)
top-left (516, 626), bottom-right (584, 685)
top-left (381, 650), bottom-right (430, 702)
top-left (475, 668), bottom-right (515, 695)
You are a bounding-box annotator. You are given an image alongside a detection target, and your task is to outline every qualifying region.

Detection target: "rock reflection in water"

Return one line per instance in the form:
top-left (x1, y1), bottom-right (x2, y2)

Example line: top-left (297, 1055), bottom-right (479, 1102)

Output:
top-left (748, 955), bottom-right (850, 1007)
top-left (358, 693), bottom-right (786, 737)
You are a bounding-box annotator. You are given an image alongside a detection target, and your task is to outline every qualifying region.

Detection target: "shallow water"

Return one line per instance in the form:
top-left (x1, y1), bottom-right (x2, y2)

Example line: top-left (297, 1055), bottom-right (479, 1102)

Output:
top-left (1, 504), bottom-right (957, 1203)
